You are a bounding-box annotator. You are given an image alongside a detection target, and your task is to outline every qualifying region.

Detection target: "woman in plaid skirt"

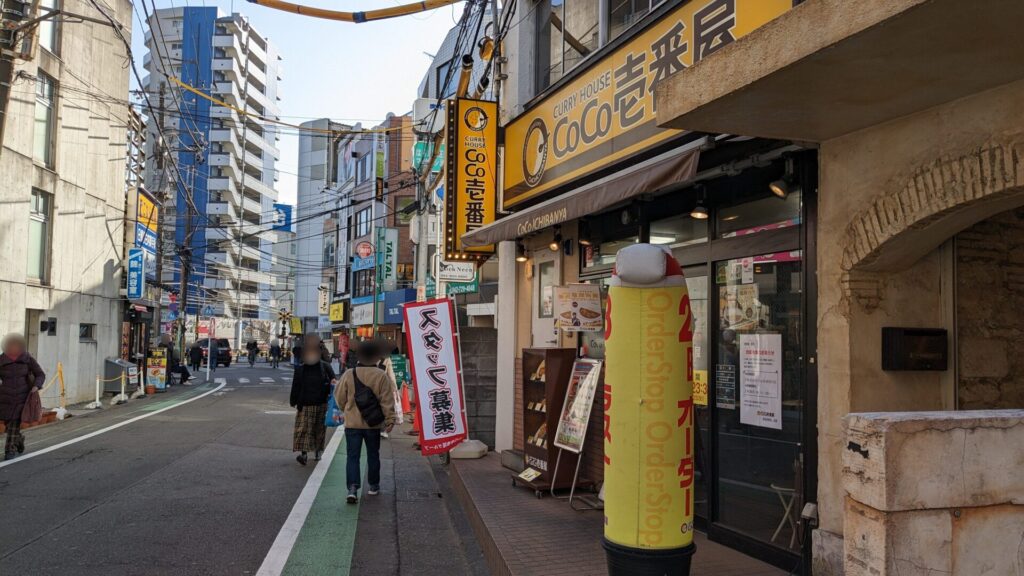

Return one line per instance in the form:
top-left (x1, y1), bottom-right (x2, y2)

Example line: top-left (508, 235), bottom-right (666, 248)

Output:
top-left (0, 334), bottom-right (44, 461)
top-left (289, 335), bottom-right (336, 465)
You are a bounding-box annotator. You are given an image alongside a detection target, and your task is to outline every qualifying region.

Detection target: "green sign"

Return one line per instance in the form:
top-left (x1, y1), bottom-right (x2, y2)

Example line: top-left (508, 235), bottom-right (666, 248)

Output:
top-left (412, 141), bottom-right (444, 174)
top-left (390, 354), bottom-right (410, 389)
top-left (446, 274), bottom-right (479, 296)
top-left (426, 277), bottom-right (437, 298)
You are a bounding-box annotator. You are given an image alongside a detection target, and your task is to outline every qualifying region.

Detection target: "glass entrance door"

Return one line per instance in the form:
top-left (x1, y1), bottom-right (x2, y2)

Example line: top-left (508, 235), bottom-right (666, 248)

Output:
top-left (712, 251), bottom-right (804, 552)
top-left (683, 266), bottom-right (710, 527)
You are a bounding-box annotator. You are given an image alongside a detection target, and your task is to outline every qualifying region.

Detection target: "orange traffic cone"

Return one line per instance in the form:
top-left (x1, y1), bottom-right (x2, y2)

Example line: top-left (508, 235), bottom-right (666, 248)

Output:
top-left (401, 384), bottom-right (411, 414)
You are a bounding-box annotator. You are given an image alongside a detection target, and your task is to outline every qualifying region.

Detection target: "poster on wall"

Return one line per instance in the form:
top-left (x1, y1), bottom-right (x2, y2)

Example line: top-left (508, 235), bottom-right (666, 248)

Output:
top-left (719, 284), bottom-right (761, 331)
top-left (403, 298), bottom-right (468, 455)
top-left (715, 364), bottom-right (736, 409)
top-left (693, 370), bottom-right (708, 406)
top-left (553, 359), bottom-right (602, 453)
top-left (739, 333), bottom-right (782, 429)
top-left (554, 284), bottom-right (603, 332)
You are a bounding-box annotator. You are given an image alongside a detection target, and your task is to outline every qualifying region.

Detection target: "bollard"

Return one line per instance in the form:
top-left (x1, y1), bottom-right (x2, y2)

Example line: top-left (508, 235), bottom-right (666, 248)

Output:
top-left (603, 244), bottom-right (695, 576)
top-left (112, 371), bottom-right (129, 405)
top-left (85, 375), bottom-right (103, 410)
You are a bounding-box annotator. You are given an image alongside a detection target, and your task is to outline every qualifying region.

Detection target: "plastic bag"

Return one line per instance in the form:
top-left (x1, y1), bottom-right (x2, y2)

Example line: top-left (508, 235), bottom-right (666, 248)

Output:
top-left (325, 387), bottom-right (344, 428)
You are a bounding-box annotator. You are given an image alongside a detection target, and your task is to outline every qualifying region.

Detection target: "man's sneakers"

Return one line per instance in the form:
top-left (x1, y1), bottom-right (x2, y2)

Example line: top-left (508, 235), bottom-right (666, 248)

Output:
top-left (346, 486), bottom-right (358, 504)
top-left (367, 485), bottom-right (380, 496)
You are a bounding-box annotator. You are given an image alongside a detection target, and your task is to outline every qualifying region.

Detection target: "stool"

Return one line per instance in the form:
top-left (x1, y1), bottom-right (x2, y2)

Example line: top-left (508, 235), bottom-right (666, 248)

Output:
top-left (770, 483), bottom-right (798, 548)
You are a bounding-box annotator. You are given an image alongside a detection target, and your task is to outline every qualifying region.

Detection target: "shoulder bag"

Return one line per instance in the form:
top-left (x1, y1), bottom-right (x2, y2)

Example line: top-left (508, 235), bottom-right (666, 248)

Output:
top-left (352, 367), bottom-right (386, 427)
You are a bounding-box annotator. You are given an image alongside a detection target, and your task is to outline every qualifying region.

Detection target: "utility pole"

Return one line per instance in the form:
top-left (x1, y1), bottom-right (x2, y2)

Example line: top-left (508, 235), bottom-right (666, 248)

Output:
top-left (151, 84), bottom-right (166, 342)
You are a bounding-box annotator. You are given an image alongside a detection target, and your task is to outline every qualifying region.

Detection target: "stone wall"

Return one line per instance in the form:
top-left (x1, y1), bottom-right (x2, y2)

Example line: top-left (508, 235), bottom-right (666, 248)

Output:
top-left (956, 209), bottom-right (1024, 409)
top-left (461, 327), bottom-right (498, 449)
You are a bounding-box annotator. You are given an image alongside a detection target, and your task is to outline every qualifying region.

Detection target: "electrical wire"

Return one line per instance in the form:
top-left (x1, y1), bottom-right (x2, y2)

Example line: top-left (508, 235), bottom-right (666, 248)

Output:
top-left (243, 0), bottom-right (462, 24)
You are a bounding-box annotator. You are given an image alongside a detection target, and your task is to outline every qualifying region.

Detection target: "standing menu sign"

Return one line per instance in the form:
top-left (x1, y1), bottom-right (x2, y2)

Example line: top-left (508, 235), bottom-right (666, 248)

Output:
top-left (147, 348), bottom-right (167, 392)
top-left (554, 359), bottom-right (602, 453)
top-left (403, 298), bottom-right (468, 455)
top-left (739, 333), bottom-right (782, 429)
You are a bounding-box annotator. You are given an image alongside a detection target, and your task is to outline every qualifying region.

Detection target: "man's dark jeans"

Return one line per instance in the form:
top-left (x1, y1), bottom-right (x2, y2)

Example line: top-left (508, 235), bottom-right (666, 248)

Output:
top-left (345, 427), bottom-right (381, 490)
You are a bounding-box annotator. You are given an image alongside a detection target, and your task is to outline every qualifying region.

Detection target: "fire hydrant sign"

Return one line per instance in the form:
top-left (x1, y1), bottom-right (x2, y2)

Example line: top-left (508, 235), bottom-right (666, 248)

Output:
top-left (739, 333), bottom-right (782, 429)
top-left (403, 298), bottom-right (468, 455)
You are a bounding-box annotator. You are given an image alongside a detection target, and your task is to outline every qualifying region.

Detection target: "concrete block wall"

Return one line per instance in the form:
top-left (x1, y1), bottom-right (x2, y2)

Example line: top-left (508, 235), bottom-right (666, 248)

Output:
top-left (842, 411), bottom-right (1024, 575)
top-left (460, 327), bottom-right (497, 449)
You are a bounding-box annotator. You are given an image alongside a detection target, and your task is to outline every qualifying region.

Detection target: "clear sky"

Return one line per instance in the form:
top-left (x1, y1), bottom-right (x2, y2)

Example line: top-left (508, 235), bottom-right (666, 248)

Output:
top-left (132, 0), bottom-right (464, 205)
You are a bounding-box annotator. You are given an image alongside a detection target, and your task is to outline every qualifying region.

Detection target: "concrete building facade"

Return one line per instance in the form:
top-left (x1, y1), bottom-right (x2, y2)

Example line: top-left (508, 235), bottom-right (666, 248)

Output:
top-left (142, 7), bottom-right (283, 331)
top-left (0, 0), bottom-right (134, 406)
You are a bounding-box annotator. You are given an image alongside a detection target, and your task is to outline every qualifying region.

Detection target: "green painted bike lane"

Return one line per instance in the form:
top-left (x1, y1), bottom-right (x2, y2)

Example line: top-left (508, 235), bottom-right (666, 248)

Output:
top-left (280, 434), bottom-right (364, 576)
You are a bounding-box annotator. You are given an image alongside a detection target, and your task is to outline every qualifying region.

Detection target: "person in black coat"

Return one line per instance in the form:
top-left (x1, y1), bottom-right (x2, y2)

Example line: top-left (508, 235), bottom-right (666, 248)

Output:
top-left (289, 335), bottom-right (336, 465)
top-left (0, 333), bottom-right (44, 460)
top-left (188, 343), bottom-right (204, 372)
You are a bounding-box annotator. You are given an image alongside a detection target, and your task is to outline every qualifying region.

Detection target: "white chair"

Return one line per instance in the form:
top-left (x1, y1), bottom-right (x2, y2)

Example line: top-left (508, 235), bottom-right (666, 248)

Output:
top-left (770, 483), bottom-right (798, 548)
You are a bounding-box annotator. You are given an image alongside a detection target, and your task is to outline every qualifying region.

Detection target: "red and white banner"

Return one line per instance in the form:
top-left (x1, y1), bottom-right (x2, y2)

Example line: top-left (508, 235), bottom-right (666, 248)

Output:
top-left (403, 298), bottom-right (467, 455)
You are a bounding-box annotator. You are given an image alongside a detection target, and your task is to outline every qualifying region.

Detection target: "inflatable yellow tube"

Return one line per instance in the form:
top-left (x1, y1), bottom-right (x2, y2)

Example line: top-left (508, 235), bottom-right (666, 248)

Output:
top-left (604, 243), bottom-right (695, 575)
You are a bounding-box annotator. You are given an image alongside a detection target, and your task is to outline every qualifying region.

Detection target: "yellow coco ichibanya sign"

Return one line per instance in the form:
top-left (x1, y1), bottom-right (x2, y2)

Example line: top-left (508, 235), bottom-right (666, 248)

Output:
top-left (503, 0), bottom-right (795, 209)
top-left (446, 98), bottom-right (497, 260)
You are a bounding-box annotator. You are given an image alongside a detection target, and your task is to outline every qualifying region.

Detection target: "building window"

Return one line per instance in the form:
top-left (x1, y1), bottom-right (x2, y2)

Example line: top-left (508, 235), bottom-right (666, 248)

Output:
top-left (37, 0), bottom-right (59, 54)
top-left (355, 208), bottom-right (371, 238)
top-left (397, 263), bottom-right (414, 283)
top-left (607, 0), bottom-right (665, 43)
top-left (323, 239), bottom-right (335, 267)
top-left (436, 57), bottom-right (456, 99)
top-left (27, 189), bottom-right (52, 283)
top-left (79, 323), bottom-right (96, 341)
top-left (34, 74), bottom-right (56, 167)
top-left (171, 42), bottom-right (182, 50)
top-left (537, 0), bottom-right (599, 91)
top-left (395, 197), bottom-right (416, 226)
top-left (352, 269), bottom-right (375, 298)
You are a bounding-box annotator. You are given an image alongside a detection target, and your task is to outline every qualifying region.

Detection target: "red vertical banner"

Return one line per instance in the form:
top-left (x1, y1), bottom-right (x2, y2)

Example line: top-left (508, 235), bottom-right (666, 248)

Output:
top-left (402, 298), bottom-right (468, 455)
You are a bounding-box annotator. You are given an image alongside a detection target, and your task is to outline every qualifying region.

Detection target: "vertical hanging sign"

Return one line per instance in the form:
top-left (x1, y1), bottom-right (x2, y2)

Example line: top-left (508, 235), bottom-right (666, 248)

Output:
top-left (403, 298), bottom-right (468, 455)
top-left (377, 226), bottom-right (399, 292)
top-left (445, 98), bottom-right (497, 260)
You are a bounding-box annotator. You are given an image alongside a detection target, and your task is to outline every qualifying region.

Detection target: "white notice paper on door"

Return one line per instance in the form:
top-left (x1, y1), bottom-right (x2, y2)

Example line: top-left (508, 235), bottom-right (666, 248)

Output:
top-left (739, 333), bottom-right (782, 430)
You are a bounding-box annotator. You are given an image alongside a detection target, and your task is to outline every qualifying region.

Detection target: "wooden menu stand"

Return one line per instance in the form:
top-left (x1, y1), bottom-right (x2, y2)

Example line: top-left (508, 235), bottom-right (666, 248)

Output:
top-left (512, 348), bottom-right (594, 497)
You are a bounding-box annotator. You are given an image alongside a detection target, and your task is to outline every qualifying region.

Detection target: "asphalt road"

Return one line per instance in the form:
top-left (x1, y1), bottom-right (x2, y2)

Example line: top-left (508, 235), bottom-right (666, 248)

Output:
top-left (0, 364), bottom-right (317, 575)
top-left (0, 363), bottom-right (485, 576)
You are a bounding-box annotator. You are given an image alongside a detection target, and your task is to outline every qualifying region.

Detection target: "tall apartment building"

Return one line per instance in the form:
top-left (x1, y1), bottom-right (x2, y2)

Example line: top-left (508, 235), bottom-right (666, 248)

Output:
top-left (0, 0), bottom-right (133, 405)
top-left (142, 7), bottom-right (283, 335)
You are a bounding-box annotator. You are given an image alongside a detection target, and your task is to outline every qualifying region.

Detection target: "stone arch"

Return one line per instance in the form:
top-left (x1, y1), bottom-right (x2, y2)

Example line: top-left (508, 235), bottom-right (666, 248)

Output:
top-left (841, 140), bottom-right (1024, 273)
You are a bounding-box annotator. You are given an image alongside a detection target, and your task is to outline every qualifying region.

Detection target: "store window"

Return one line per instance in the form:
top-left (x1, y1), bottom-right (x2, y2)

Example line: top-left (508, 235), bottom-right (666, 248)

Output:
top-left (27, 189), bottom-right (52, 283)
top-left (651, 213), bottom-right (708, 248)
top-left (79, 323), bottom-right (96, 341)
top-left (34, 74), bottom-right (56, 167)
top-left (580, 235), bottom-right (638, 276)
top-left (352, 269), bottom-right (374, 298)
top-left (717, 191), bottom-right (801, 239)
top-left (536, 0), bottom-right (600, 91)
top-left (537, 260), bottom-right (557, 318)
top-left (38, 0), bottom-right (59, 54)
top-left (607, 0), bottom-right (664, 42)
top-left (714, 251), bottom-right (803, 549)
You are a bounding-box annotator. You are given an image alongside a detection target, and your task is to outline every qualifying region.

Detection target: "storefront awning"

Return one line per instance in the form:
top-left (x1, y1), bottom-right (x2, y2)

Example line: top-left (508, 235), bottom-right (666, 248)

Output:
top-left (462, 143), bottom-right (701, 247)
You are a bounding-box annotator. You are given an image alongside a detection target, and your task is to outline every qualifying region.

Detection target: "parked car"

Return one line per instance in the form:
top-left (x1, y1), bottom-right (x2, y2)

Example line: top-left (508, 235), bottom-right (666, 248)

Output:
top-left (196, 338), bottom-right (232, 367)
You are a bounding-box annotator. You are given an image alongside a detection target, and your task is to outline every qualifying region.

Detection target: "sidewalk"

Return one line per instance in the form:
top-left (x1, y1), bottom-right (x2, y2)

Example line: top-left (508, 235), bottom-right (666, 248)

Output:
top-left (451, 454), bottom-right (787, 576)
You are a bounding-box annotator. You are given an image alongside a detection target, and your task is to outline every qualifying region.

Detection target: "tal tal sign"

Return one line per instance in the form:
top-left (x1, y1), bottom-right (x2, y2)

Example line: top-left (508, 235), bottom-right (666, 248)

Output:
top-left (438, 260), bottom-right (476, 282)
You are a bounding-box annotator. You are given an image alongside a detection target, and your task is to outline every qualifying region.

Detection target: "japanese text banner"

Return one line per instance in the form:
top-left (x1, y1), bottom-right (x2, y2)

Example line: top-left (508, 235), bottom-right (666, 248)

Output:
top-left (403, 298), bottom-right (468, 455)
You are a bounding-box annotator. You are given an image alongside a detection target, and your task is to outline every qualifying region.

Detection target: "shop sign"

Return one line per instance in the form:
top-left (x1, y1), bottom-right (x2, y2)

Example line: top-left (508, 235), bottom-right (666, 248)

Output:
top-left (413, 141), bottom-right (444, 174)
top-left (739, 333), bottom-right (782, 430)
top-left (446, 276), bottom-right (478, 296)
top-left (127, 248), bottom-right (144, 300)
top-left (403, 298), bottom-right (468, 455)
top-left (554, 284), bottom-right (603, 332)
top-left (384, 289), bottom-right (416, 324)
top-left (437, 259), bottom-right (476, 282)
top-left (317, 316), bottom-right (332, 332)
top-left (553, 359), bottom-right (602, 453)
top-left (351, 303), bottom-right (375, 326)
top-left (355, 241), bottom-right (374, 259)
top-left (352, 255), bottom-right (375, 272)
top-left (289, 316), bottom-right (304, 335)
top-left (390, 354), bottom-right (410, 388)
top-left (329, 301), bottom-right (346, 323)
top-left (694, 369), bottom-right (708, 406)
top-left (146, 347), bottom-right (167, 391)
top-left (445, 98), bottom-right (497, 260)
top-left (377, 227), bottom-right (399, 292)
top-left (135, 189), bottom-right (158, 256)
top-left (271, 203), bottom-right (293, 232)
top-left (502, 0), bottom-right (794, 209)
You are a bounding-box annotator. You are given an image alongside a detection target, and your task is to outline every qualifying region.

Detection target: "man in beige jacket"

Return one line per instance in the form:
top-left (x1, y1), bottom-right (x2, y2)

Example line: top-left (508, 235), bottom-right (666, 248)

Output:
top-left (334, 340), bottom-right (397, 503)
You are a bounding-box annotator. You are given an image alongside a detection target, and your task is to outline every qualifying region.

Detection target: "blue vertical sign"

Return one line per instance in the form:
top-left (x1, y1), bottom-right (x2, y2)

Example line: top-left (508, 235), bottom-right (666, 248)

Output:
top-left (272, 203), bottom-right (293, 231)
top-left (127, 248), bottom-right (145, 300)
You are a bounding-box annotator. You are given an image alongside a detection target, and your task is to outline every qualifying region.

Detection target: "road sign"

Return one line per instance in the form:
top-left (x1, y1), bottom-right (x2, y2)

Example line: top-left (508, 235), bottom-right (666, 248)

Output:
top-left (203, 305), bottom-right (214, 316)
top-left (127, 248), bottom-right (144, 300)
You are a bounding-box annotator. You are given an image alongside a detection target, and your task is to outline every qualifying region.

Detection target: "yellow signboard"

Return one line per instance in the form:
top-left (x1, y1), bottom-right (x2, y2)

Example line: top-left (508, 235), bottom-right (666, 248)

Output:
top-left (138, 191), bottom-right (159, 232)
top-left (445, 98), bottom-right (497, 260)
top-left (329, 302), bottom-right (345, 323)
top-left (289, 317), bottom-right (303, 335)
top-left (503, 0), bottom-right (794, 209)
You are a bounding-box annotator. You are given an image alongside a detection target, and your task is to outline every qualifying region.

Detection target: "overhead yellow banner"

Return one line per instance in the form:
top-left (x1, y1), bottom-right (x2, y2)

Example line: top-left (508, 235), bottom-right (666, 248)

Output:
top-left (446, 98), bottom-right (497, 260)
top-left (503, 0), bottom-right (794, 209)
top-left (138, 190), bottom-right (159, 232)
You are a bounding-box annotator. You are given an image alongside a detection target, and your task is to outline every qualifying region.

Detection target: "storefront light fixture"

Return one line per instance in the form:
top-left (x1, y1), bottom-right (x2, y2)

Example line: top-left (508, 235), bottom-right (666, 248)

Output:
top-left (769, 157), bottom-right (795, 199)
top-left (549, 226), bottom-right (562, 252)
top-left (690, 185), bottom-right (709, 220)
top-left (515, 242), bottom-right (528, 262)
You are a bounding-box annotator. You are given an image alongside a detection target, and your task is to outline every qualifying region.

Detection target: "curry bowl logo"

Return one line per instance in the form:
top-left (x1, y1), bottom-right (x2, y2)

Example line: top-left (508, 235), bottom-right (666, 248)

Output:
top-left (522, 118), bottom-right (549, 188)
top-left (463, 106), bottom-right (489, 132)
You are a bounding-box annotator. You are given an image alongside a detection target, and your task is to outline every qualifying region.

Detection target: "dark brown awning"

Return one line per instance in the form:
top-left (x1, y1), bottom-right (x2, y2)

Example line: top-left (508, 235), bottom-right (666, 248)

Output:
top-left (462, 143), bottom-right (702, 247)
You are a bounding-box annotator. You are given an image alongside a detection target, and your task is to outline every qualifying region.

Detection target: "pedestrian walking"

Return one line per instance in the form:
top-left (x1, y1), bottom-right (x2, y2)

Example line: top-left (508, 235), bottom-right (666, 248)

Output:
top-left (0, 333), bottom-right (45, 461)
top-left (269, 340), bottom-right (282, 369)
top-left (291, 342), bottom-right (302, 368)
top-left (208, 338), bottom-right (220, 373)
top-left (246, 340), bottom-right (258, 368)
top-left (188, 342), bottom-right (203, 372)
top-left (290, 335), bottom-right (336, 466)
top-left (334, 340), bottom-right (396, 503)
top-left (159, 334), bottom-right (192, 383)
top-left (375, 341), bottom-right (404, 439)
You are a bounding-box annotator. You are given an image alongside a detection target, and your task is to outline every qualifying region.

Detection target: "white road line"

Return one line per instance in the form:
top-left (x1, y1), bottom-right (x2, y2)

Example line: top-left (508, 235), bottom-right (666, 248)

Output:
top-left (0, 382), bottom-right (227, 470)
top-left (255, 431), bottom-right (343, 576)
top-left (239, 378), bottom-right (250, 383)
top-left (260, 377), bottom-right (275, 383)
